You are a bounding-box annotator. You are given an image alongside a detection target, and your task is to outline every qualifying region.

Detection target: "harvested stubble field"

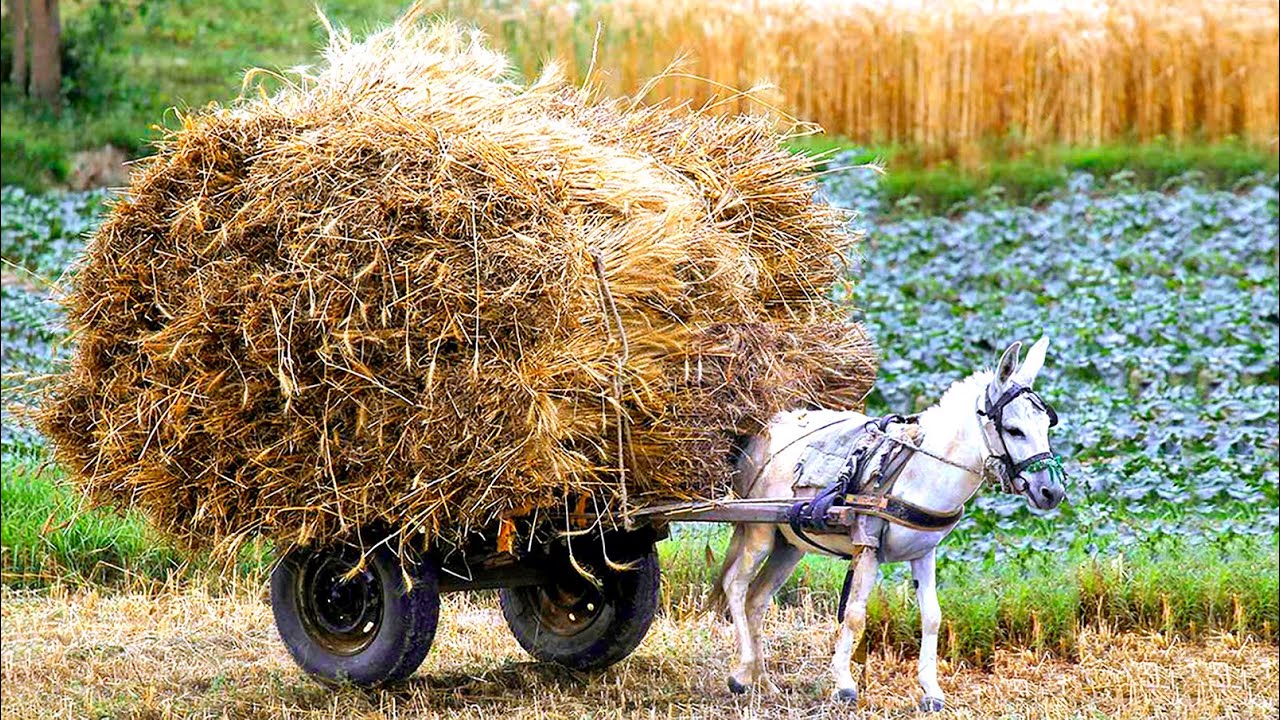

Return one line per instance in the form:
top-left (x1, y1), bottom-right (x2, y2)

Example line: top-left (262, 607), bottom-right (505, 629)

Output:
top-left (1, 586), bottom-right (1276, 720)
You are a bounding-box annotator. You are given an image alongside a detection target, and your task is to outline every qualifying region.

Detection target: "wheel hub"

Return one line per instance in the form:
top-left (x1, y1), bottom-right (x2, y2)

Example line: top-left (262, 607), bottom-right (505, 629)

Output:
top-left (528, 570), bottom-right (606, 636)
top-left (297, 550), bottom-right (384, 655)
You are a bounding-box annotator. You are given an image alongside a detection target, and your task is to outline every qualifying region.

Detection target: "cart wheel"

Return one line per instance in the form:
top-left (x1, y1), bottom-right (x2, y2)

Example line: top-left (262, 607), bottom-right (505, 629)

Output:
top-left (270, 541), bottom-right (439, 686)
top-left (499, 547), bottom-right (660, 671)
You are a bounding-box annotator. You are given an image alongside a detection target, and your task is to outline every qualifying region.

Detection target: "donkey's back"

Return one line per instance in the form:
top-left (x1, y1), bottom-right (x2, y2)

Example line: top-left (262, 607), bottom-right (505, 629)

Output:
top-left (734, 408), bottom-right (871, 500)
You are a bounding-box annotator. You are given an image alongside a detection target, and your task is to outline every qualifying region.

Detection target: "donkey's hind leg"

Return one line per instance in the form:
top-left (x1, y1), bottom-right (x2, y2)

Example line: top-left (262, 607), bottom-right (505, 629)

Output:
top-left (742, 534), bottom-right (804, 693)
top-left (721, 523), bottom-right (776, 694)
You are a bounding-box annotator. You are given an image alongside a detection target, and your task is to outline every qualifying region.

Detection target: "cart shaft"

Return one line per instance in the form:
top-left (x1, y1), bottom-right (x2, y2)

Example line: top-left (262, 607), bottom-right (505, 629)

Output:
top-left (631, 500), bottom-right (858, 528)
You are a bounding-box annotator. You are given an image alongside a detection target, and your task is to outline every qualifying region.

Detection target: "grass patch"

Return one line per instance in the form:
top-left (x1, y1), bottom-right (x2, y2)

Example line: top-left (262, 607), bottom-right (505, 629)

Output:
top-left (1, 454), bottom-right (185, 586)
top-left (0, 453), bottom-right (269, 588)
top-left (1060, 140), bottom-right (1279, 184)
top-left (0, 109), bottom-right (71, 191)
top-left (792, 134), bottom-right (1279, 212)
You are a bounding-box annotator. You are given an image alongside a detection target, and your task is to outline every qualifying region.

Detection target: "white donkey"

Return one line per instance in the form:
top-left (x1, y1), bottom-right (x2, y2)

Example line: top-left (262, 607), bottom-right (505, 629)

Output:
top-left (714, 338), bottom-right (1066, 711)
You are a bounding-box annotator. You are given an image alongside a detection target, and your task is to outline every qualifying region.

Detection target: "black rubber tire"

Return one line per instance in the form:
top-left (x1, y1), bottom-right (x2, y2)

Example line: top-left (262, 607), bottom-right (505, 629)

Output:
top-left (270, 542), bottom-right (439, 686)
top-left (499, 548), bottom-right (660, 671)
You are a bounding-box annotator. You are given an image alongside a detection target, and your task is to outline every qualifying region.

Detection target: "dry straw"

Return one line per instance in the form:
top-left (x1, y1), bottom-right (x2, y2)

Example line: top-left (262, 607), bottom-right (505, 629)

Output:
top-left (3, 590), bottom-right (1276, 719)
top-left (439, 0), bottom-right (1280, 161)
top-left (39, 6), bottom-right (876, 554)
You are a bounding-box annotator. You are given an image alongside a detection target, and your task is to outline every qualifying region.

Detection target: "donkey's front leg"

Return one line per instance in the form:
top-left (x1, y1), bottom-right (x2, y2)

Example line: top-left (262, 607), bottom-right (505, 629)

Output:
top-left (830, 548), bottom-right (879, 703)
top-left (911, 550), bottom-right (945, 712)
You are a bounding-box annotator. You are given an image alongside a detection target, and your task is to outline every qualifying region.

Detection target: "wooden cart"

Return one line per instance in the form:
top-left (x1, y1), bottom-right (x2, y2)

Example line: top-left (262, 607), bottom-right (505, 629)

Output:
top-left (269, 499), bottom-right (862, 686)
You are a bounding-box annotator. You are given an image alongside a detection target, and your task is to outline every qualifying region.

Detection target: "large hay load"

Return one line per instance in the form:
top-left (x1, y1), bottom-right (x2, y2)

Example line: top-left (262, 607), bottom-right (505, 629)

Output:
top-left (39, 10), bottom-right (876, 553)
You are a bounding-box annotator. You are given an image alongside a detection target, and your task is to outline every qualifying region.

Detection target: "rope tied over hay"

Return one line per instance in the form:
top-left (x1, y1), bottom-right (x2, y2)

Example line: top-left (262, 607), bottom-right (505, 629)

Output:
top-left (591, 249), bottom-right (633, 528)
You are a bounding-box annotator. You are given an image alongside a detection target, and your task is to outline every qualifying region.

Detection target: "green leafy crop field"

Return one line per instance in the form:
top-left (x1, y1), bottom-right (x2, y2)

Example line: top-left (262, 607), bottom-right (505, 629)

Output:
top-left (833, 167), bottom-right (1280, 552)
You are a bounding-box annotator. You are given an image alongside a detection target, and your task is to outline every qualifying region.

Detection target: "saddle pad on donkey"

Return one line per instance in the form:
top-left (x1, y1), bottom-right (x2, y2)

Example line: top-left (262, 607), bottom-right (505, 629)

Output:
top-left (792, 415), bottom-right (921, 490)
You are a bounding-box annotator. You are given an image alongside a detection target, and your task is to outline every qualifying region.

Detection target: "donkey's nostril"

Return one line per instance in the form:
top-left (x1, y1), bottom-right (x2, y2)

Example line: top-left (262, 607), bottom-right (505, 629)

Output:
top-left (1037, 485), bottom-right (1064, 508)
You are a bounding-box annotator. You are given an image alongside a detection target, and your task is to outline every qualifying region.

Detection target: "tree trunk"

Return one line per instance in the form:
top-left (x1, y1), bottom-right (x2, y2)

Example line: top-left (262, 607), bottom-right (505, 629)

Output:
top-left (27, 0), bottom-right (60, 113)
top-left (7, 0), bottom-right (27, 90)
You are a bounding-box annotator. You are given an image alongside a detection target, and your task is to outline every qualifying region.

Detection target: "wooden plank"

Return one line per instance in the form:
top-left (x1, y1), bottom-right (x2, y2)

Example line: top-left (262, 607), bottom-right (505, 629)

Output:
top-left (633, 499), bottom-right (859, 528)
top-left (640, 503), bottom-right (791, 524)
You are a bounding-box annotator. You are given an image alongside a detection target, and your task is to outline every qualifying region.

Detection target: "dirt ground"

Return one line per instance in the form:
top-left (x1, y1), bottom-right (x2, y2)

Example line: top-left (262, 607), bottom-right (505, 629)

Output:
top-left (1, 586), bottom-right (1276, 720)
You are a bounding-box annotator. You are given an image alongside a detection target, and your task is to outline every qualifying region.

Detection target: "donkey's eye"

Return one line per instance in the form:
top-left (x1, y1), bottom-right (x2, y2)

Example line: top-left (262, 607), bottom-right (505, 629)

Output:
top-left (1007, 427), bottom-right (1026, 438)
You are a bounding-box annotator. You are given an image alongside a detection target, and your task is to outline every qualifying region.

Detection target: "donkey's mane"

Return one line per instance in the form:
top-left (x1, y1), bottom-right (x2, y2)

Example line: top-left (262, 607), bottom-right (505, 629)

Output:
top-left (917, 370), bottom-right (992, 426)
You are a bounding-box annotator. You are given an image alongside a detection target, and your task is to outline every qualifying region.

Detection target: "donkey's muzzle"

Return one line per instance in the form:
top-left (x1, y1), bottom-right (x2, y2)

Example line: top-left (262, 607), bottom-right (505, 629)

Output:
top-left (1026, 473), bottom-right (1066, 510)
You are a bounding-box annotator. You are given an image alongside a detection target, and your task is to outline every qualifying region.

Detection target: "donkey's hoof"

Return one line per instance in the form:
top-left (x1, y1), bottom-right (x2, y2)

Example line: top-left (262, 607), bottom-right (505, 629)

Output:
top-left (919, 696), bottom-right (945, 713)
top-left (833, 687), bottom-right (859, 704)
top-left (727, 677), bottom-right (750, 695)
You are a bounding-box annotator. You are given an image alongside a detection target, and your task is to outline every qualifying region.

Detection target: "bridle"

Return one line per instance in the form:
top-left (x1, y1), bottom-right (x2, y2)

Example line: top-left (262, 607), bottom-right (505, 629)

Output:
top-left (851, 379), bottom-right (1065, 508)
top-left (976, 383), bottom-right (1065, 495)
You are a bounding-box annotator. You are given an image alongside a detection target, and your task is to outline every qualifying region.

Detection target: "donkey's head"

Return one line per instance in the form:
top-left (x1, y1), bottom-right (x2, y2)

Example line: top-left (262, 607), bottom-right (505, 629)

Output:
top-left (981, 337), bottom-right (1067, 510)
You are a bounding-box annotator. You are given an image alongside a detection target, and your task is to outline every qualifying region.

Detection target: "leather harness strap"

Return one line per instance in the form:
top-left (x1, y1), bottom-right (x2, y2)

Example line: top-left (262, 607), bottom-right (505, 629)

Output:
top-left (843, 494), bottom-right (964, 532)
top-left (786, 415), bottom-right (963, 559)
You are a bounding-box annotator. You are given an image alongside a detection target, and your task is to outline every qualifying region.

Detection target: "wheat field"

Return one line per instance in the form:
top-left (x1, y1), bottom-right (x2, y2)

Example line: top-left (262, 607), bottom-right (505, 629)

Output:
top-left (434, 0), bottom-right (1280, 162)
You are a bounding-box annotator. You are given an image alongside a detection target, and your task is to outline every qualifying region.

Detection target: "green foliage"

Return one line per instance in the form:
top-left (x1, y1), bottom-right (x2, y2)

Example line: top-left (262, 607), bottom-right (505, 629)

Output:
top-left (879, 164), bottom-right (985, 211)
top-left (987, 155), bottom-right (1069, 200)
top-left (0, 11), bottom-right (12, 83)
top-left (60, 0), bottom-right (154, 110)
top-left (1, 186), bottom-right (111, 277)
top-left (0, 111), bottom-right (71, 190)
top-left (1060, 140), bottom-right (1279, 186)
top-left (798, 136), bottom-right (1278, 212)
top-left (2, 1), bottom-right (162, 128)
top-left (0, 452), bottom-right (186, 587)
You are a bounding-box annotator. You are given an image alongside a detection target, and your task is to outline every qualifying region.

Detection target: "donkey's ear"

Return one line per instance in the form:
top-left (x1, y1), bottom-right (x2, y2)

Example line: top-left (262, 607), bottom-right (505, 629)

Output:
top-left (1014, 336), bottom-right (1049, 386)
top-left (994, 341), bottom-right (1023, 388)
